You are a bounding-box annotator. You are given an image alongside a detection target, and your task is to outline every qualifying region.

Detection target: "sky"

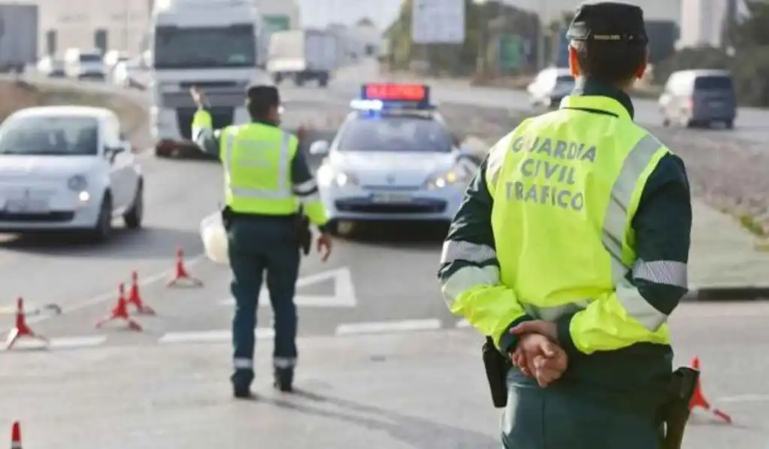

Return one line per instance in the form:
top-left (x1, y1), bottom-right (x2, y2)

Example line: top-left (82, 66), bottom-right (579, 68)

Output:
top-left (297, 0), bottom-right (402, 30)
top-left (295, 0), bottom-right (685, 31)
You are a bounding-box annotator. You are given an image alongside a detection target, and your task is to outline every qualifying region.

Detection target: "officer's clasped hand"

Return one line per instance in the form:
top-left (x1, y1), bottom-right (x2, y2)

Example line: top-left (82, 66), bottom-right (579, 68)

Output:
top-left (510, 321), bottom-right (569, 387)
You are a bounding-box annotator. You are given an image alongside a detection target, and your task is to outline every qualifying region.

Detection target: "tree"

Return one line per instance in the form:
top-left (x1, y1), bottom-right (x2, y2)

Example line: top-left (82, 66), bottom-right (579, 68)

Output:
top-left (356, 17), bottom-right (375, 28)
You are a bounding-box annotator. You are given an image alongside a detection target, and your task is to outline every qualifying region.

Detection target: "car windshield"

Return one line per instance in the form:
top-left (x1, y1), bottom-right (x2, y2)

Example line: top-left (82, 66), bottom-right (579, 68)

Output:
top-left (79, 53), bottom-right (102, 63)
top-left (694, 75), bottom-right (733, 90)
top-left (556, 75), bottom-right (574, 85)
top-left (336, 116), bottom-right (452, 153)
top-left (0, 116), bottom-right (99, 156)
top-left (153, 25), bottom-right (256, 69)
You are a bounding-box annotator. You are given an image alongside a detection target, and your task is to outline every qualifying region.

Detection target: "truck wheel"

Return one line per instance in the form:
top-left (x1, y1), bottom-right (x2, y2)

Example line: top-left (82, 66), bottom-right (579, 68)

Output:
top-left (294, 75), bottom-right (304, 87)
top-left (274, 73), bottom-right (283, 84)
top-left (318, 74), bottom-right (329, 87)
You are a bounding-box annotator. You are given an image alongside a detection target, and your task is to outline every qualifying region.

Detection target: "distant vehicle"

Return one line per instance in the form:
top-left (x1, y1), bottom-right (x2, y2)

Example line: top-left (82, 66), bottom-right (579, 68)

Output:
top-left (0, 106), bottom-right (144, 242)
top-left (103, 50), bottom-right (128, 71)
top-left (36, 55), bottom-right (65, 77)
top-left (267, 29), bottom-right (338, 87)
top-left (149, 0), bottom-right (273, 158)
top-left (310, 84), bottom-right (477, 234)
top-left (112, 59), bottom-right (145, 89)
top-left (64, 48), bottom-right (106, 80)
top-left (0, 4), bottom-right (38, 73)
top-left (527, 67), bottom-right (575, 108)
top-left (659, 69), bottom-right (737, 129)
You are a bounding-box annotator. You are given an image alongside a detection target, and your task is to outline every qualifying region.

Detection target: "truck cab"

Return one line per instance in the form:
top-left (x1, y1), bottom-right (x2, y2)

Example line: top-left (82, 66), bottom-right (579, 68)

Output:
top-left (148, 0), bottom-right (273, 157)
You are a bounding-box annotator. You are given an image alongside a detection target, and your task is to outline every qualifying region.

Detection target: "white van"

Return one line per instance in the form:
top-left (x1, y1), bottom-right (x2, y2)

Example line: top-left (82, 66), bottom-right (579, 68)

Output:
top-left (64, 48), bottom-right (106, 80)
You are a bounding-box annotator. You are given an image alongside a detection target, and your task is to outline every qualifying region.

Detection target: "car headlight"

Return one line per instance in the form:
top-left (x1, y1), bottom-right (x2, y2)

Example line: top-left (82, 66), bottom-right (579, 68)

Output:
top-left (425, 168), bottom-right (470, 190)
top-left (317, 166), bottom-right (358, 187)
top-left (67, 175), bottom-right (88, 191)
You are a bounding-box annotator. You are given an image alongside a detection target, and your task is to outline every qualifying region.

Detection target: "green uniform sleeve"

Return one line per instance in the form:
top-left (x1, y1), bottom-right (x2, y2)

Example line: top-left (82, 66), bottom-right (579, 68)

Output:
top-left (289, 136), bottom-right (329, 233)
top-left (191, 108), bottom-right (220, 157)
top-left (438, 155), bottom-right (533, 355)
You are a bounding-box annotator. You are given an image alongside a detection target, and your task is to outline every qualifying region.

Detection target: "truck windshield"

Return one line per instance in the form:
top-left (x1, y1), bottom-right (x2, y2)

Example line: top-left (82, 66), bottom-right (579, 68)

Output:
top-left (153, 24), bottom-right (256, 69)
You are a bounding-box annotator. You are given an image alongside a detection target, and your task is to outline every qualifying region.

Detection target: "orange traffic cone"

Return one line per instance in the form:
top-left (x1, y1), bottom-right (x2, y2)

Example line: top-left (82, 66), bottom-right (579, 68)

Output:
top-left (167, 248), bottom-right (203, 288)
top-left (127, 271), bottom-right (155, 315)
top-left (689, 356), bottom-right (732, 423)
top-left (5, 298), bottom-right (48, 350)
top-left (95, 284), bottom-right (142, 331)
top-left (10, 421), bottom-right (21, 449)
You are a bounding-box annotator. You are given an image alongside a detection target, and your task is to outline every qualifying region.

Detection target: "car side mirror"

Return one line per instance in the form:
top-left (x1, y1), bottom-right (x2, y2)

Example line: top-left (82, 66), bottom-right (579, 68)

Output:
top-left (309, 140), bottom-right (330, 155)
top-left (105, 144), bottom-right (125, 162)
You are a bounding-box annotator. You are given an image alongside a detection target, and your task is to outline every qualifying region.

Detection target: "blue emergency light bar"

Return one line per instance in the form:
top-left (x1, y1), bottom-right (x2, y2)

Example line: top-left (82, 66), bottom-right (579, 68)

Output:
top-left (350, 83), bottom-right (434, 111)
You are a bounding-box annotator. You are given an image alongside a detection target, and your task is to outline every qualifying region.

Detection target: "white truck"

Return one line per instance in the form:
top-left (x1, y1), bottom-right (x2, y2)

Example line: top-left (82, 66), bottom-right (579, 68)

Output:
top-left (148, 0), bottom-right (273, 157)
top-left (0, 3), bottom-right (38, 73)
top-left (267, 29), bottom-right (338, 87)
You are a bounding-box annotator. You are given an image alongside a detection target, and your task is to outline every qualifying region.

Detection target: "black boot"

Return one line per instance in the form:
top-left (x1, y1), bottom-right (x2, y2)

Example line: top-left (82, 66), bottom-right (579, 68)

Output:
top-left (273, 367), bottom-right (294, 392)
top-left (233, 385), bottom-right (255, 399)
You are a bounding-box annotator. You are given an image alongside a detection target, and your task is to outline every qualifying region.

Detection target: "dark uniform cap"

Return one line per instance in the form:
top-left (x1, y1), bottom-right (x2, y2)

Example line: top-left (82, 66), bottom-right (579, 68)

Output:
top-left (566, 2), bottom-right (648, 44)
top-left (246, 85), bottom-right (280, 105)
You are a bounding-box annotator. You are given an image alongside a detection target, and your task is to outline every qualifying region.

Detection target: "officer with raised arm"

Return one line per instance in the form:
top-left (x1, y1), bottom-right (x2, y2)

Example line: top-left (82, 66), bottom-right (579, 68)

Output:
top-left (190, 85), bottom-right (333, 398)
top-left (438, 2), bottom-right (693, 447)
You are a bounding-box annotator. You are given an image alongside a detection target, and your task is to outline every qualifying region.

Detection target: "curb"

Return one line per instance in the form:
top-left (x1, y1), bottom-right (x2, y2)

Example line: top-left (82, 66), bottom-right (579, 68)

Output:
top-left (684, 286), bottom-right (769, 301)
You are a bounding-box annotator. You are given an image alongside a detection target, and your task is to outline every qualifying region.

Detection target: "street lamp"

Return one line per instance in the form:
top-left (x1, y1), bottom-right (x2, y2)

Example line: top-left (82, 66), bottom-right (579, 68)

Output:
top-left (474, 0), bottom-right (487, 77)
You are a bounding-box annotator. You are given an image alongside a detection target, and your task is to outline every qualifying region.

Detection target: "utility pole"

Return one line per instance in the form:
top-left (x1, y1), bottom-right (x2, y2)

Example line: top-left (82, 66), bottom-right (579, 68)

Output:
top-left (536, 0), bottom-right (549, 69)
top-left (123, 0), bottom-right (130, 53)
top-left (474, 0), bottom-right (487, 77)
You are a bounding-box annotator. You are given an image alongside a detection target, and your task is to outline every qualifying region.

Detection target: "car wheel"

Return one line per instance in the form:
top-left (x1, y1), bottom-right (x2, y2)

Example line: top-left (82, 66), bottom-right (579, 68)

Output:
top-left (662, 117), bottom-right (670, 127)
top-left (123, 180), bottom-right (144, 229)
top-left (725, 120), bottom-right (734, 129)
top-left (89, 193), bottom-right (113, 243)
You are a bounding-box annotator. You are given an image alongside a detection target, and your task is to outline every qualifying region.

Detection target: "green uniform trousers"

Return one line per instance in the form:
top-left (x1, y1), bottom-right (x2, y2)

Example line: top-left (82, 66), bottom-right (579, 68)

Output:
top-left (501, 368), bottom-right (661, 449)
top-left (227, 216), bottom-right (300, 390)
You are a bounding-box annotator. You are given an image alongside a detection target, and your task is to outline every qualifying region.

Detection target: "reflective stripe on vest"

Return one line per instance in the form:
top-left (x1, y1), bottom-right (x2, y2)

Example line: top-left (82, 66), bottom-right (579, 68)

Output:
top-left (223, 127), bottom-right (293, 200)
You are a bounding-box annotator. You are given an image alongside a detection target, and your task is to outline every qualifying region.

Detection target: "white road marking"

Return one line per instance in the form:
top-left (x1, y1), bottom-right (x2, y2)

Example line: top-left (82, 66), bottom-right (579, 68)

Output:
top-left (456, 319), bottom-right (471, 328)
top-left (49, 336), bottom-right (108, 349)
top-left (158, 328), bottom-right (274, 344)
top-left (219, 267), bottom-right (357, 307)
top-left (26, 253), bottom-right (207, 325)
top-left (716, 394), bottom-right (769, 403)
top-left (335, 319), bottom-right (442, 336)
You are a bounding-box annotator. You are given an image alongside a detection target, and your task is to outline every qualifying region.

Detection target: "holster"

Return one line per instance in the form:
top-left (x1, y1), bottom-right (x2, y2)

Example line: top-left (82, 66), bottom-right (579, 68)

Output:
top-left (221, 206), bottom-right (233, 231)
top-left (659, 367), bottom-right (699, 449)
top-left (294, 205), bottom-right (312, 256)
top-left (482, 336), bottom-right (511, 408)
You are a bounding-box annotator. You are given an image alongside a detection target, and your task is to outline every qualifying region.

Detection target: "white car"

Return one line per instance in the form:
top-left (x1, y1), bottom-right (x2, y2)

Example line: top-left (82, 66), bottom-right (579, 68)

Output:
top-left (0, 106), bottom-right (144, 242)
top-left (36, 55), bottom-right (65, 78)
top-left (527, 67), bottom-right (575, 108)
top-left (112, 59), bottom-right (145, 89)
top-left (310, 91), bottom-right (477, 232)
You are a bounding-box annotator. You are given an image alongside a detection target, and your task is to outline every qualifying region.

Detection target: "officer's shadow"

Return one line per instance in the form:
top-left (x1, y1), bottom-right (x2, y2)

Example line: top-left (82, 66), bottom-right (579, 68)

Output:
top-left (262, 388), bottom-right (499, 448)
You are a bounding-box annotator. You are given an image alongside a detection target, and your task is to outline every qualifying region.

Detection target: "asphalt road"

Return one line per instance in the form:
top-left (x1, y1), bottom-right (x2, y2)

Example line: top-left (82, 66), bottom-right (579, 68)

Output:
top-left (0, 65), bottom-right (768, 448)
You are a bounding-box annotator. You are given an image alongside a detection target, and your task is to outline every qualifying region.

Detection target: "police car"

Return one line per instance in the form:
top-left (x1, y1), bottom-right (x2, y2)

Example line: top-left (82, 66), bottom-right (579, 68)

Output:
top-left (309, 84), bottom-right (477, 231)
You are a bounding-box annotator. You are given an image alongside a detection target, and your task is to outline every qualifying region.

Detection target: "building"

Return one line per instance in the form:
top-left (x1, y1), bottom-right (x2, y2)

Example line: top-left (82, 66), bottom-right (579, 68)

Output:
top-left (36, 0), bottom-right (152, 57)
top-left (34, 0), bottom-right (298, 58)
top-left (677, 0), bottom-right (749, 48)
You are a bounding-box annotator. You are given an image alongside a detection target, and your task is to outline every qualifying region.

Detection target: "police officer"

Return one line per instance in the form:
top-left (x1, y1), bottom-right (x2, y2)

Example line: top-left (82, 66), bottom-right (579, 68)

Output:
top-left (438, 2), bottom-right (691, 448)
top-left (190, 85), bottom-right (333, 398)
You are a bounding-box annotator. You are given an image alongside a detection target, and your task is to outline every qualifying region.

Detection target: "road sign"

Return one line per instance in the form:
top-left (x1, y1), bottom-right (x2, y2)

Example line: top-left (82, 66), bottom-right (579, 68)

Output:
top-left (412, 0), bottom-right (466, 44)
